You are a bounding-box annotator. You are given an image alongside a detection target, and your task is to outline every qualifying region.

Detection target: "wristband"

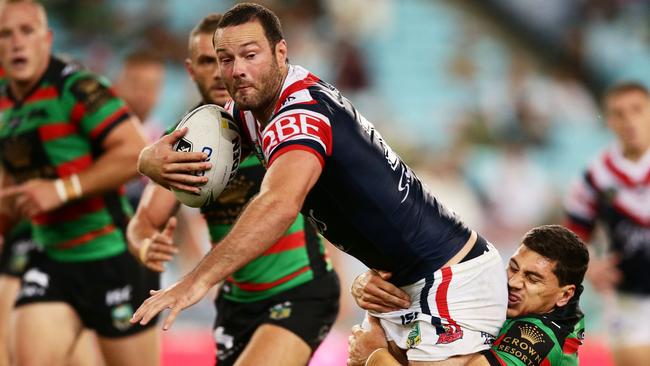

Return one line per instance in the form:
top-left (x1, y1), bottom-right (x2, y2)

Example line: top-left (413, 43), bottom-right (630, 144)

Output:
top-left (139, 238), bottom-right (152, 264)
top-left (54, 179), bottom-right (68, 203)
top-left (70, 174), bottom-right (82, 199)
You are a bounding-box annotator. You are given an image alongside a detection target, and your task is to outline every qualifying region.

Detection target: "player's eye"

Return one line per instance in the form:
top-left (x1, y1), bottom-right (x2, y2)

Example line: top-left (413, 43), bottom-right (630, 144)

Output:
top-left (245, 53), bottom-right (256, 60)
top-left (0, 29), bottom-right (10, 38)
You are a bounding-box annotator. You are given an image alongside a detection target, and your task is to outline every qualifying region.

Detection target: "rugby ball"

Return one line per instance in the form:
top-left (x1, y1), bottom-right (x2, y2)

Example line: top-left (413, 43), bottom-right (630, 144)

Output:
top-left (171, 104), bottom-right (241, 207)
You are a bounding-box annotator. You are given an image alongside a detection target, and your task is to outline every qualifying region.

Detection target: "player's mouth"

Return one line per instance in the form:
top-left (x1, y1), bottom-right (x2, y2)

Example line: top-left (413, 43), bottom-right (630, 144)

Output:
top-left (10, 56), bottom-right (28, 68)
top-left (508, 293), bottom-right (522, 305)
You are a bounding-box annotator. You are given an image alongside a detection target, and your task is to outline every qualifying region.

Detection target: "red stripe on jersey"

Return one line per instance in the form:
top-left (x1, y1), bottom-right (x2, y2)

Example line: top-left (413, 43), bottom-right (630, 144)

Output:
top-left (613, 201), bottom-right (650, 227)
top-left (541, 358), bottom-right (552, 366)
top-left (70, 102), bottom-right (86, 126)
top-left (227, 265), bottom-right (310, 291)
top-left (564, 220), bottom-right (592, 242)
top-left (89, 106), bottom-right (129, 139)
top-left (55, 224), bottom-right (116, 250)
top-left (273, 73), bottom-right (320, 114)
top-left (436, 267), bottom-right (459, 328)
top-left (38, 122), bottom-right (77, 142)
top-left (33, 196), bottom-right (106, 225)
top-left (603, 152), bottom-right (650, 187)
top-left (0, 97), bottom-right (13, 110)
top-left (268, 144), bottom-right (325, 168)
top-left (0, 68), bottom-right (5, 78)
top-left (25, 86), bottom-right (58, 103)
top-left (562, 337), bottom-right (581, 354)
top-left (262, 231), bottom-right (305, 255)
top-left (56, 155), bottom-right (93, 176)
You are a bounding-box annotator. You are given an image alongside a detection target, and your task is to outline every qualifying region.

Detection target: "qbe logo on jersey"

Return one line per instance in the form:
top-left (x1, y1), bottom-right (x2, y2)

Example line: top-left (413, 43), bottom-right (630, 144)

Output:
top-left (262, 109), bottom-right (332, 158)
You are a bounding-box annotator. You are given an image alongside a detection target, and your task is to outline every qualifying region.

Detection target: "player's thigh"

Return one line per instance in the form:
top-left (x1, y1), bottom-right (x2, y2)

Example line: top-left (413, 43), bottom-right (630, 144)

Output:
top-left (612, 345), bottom-right (650, 366)
top-left (0, 276), bottom-right (20, 339)
top-left (408, 355), bottom-right (474, 366)
top-left (68, 330), bottom-right (104, 366)
top-left (235, 324), bottom-right (311, 366)
top-left (12, 302), bottom-right (83, 366)
top-left (97, 326), bottom-right (160, 366)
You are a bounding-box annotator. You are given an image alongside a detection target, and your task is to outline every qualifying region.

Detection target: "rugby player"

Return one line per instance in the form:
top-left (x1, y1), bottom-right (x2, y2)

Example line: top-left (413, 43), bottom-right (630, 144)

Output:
top-left (127, 13), bottom-right (339, 366)
top-left (0, 1), bottom-right (159, 365)
top-left (565, 81), bottom-right (650, 366)
top-left (133, 3), bottom-right (507, 365)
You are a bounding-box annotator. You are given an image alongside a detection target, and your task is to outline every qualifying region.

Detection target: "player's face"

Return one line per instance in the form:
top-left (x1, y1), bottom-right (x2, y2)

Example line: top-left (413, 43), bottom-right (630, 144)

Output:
top-left (186, 32), bottom-right (230, 107)
top-left (116, 62), bottom-right (165, 121)
top-left (215, 20), bottom-right (287, 112)
top-left (506, 245), bottom-right (574, 318)
top-left (606, 90), bottom-right (650, 155)
top-left (0, 2), bottom-right (52, 85)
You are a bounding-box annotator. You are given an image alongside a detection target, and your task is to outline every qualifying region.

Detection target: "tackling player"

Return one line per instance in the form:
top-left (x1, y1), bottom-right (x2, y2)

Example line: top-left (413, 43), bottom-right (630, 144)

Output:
top-left (133, 3), bottom-right (507, 365)
top-left (127, 13), bottom-right (339, 366)
top-left (0, 1), bottom-right (159, 365)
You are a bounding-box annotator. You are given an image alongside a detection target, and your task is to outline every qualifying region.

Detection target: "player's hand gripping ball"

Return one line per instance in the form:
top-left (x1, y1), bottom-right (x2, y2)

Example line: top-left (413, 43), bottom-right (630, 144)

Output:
top-left (172, 104), bottom-right (241, 207)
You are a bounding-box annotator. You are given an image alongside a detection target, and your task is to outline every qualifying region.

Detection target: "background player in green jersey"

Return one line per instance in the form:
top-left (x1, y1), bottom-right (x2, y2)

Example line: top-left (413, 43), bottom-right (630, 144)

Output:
top-left (348, 225), bottom-right (588, 366)
top-left (0, 1), bottom-right (160, 365)
top-left (127, 13), bottom-right (339, 366)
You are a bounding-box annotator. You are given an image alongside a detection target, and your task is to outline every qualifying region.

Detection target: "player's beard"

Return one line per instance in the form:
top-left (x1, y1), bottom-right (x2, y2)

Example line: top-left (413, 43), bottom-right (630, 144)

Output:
top-left (234, 56), bottom-right (284, 113)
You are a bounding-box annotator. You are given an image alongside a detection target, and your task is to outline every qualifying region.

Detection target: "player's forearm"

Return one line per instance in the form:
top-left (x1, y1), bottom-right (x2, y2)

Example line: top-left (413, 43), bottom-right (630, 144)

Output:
top-left (365, 348), bottom-right (401, 366)
top-left (189, 190), bottom-right (299, 288)
top-left (127, 184), bottom-right (179, 253)
top-left (78, 124), bottom-right (146, 198)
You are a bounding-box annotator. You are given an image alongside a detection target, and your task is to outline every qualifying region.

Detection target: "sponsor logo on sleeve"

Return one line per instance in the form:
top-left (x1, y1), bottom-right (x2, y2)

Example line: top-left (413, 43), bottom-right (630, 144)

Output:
top-left (262, 109), bottom-right (331, 159)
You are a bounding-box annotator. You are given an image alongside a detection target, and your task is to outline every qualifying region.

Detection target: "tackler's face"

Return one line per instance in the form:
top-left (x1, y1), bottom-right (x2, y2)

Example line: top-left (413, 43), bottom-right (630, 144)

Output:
top-left (214, 20), bottom-right (287, 112)
top-left (0, 2), bottom-right (52, 85)
top-left (186, 32), bottom-right (230, 107)
top-left (506, 245), bottom-right (573, 318)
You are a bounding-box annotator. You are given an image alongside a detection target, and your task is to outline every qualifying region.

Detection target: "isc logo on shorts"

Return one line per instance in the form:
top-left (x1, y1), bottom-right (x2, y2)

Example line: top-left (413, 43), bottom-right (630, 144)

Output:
top-left (262, 109), bottom-right (331, 158)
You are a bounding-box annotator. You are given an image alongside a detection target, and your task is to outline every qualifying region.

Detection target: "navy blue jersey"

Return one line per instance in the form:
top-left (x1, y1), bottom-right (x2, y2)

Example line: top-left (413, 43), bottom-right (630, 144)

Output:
top-left (226, 65), bottom-right (472, 286)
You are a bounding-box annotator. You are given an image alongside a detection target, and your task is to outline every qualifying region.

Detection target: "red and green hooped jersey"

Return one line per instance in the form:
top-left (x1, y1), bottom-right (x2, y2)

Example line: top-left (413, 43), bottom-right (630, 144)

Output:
top-left (166, 117), bottom-right (332, 302)
top-left (0, 57), bottom-right (133, 262)
top-left (484, 315), bottom-right (584, 366)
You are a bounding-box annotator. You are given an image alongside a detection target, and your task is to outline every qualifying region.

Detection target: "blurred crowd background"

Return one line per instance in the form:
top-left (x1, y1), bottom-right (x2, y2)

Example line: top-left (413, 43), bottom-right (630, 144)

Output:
top-left (38, 0), bottom-right (650, 364)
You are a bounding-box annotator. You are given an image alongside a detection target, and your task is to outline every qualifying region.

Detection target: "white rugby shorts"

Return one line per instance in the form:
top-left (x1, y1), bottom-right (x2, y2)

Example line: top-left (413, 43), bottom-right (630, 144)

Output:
top-left (364, 243), bottom-right (507, 361)
top-left (607, 292), bottom-right (650, 348)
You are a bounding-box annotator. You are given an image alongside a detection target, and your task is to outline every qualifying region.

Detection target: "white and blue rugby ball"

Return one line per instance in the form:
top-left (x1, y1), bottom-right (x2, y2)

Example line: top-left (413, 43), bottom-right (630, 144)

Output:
top-left (172, 104), bottom-right (241, 208)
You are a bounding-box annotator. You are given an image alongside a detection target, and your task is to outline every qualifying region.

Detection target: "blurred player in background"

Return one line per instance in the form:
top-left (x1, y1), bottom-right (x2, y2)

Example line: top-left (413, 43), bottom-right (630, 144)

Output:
top-left (133, 3), bottom-right (507, 365)
top-left (0, 1), bottom-right (159, 365)
top-left (348, 225), bottom-right (588, 366)
top-left (565, 81), bottom-right (650, 366)
top-left (127, 13), bottom-right (340, 366)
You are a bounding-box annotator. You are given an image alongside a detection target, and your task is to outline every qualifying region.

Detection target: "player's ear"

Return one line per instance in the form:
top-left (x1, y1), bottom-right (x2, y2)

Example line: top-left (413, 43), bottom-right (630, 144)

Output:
top-left (555, 284), bottom-right (576, 308)
top-left (275, 39), bottom-right (287, 66)
top-left (184, 58), bottom-right (195, 80)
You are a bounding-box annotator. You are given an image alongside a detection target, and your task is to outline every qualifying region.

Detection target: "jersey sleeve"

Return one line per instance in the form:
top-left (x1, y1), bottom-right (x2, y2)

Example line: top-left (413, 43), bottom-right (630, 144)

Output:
top-left (66, 73), bottom-right (131, 144)
top-left (490, 320), bottom-right (557, 366)
top-left (261, 107), bottom-right (332, 168)
top-left (564, 171), bottom-right (598, 241)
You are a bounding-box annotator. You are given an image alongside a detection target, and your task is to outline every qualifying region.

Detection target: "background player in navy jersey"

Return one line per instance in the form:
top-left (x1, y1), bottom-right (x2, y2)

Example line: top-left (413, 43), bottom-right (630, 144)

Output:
top-left (133, 3), bottom-right (507, 364)
top-left (565, 81), bottom-right (650, 366)
top-left (128, 13), bottom-right (339, 366)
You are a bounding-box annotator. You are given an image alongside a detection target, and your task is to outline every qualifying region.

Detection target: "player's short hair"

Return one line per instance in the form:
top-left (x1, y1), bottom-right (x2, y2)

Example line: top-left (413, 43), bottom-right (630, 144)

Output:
top-left (217, 3), bottom-right (284, 49)
top-left (3, 0), bottom-right (47, 28)
top-left (604, 81), bottom-right (650, 101)
top-left (189, 13), bottom-right (222, 50)
top-left (521, 225), bottom-right (589, 287)
top-left (122, 48), bottom-right (164, 68)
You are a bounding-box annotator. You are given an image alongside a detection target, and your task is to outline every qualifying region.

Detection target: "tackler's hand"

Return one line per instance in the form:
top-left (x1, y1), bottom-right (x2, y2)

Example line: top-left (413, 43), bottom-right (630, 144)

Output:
top-left (351, 269), bottom-right (411, 313)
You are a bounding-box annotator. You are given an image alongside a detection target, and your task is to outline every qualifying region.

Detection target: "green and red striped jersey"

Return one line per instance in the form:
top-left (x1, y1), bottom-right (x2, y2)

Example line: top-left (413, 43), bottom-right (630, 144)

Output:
top-left (203, 155), bottom-right (333, 302)
top-left (484, 314), bottom-right (584, 366)
top-left (0, 57), bottom-right (133, 262)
